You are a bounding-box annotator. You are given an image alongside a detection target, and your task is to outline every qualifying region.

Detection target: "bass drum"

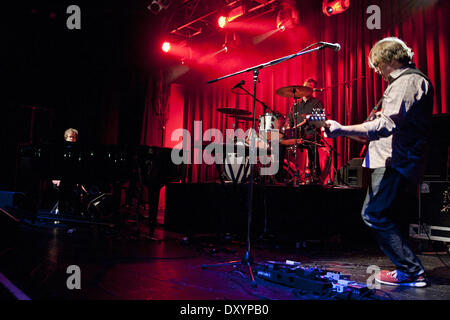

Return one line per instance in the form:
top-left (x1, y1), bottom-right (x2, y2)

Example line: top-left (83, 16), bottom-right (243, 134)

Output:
top-left (223, 152), bottom-right (250, 183)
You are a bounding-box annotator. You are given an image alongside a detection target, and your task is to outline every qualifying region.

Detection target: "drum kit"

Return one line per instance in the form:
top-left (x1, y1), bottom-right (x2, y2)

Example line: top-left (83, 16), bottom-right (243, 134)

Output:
top-left (217, 84), bottom-right (326, 185)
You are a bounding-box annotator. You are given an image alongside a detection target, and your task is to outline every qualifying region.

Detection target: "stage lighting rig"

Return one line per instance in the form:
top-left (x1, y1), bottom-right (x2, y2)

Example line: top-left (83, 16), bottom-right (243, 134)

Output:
top-left (322, 0), bottom-right (350, 16)
top-left (222, 31), bottom-right (240, 53)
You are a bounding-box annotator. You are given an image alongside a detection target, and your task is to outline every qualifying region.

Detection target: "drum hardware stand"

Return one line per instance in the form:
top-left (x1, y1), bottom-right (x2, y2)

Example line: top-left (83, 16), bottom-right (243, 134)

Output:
top-left (203, 42), bottom-right (330, 287)
top-left (316, 133), bottom-right (347, 186)
top-left (309, 129), bottom-right (322, 184)
top-left (292, 105), bottom-right (300, 186)
top-left (287, 112), bottom-right (307, 186)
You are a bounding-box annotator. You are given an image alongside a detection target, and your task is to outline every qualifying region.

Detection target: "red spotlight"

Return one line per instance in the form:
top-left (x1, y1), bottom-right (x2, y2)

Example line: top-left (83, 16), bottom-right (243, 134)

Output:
top-left (322, 0), bottom-right (350, 16)
top-left (162, 41), bottom-right (171, 53)
top-left (218, 15), bottom-right (228, 28)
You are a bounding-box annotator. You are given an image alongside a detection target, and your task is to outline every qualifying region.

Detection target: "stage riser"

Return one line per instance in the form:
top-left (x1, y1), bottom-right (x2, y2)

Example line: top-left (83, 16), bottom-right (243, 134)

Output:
top-left (164, 183), bottom-right (371, 242)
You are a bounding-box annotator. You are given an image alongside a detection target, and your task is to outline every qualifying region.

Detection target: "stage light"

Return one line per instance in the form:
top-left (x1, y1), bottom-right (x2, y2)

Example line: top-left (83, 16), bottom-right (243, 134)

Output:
top-left (322, 0), bottom-right (350, 16)
top-left (148, 0), bottom-right (170, 15)
top-left (221, 32), bottom-right (240, 53)
top-left (218, 15), bottom-right (228, 28)
top-left (217, 4), bottom-right (244, 29)
top-left (276, 0), bottom-right (299, 31)
top-left (162, 41), bottom-right (171, 53)
top-left (227, 5), bottom-right (244, 22)
top-left (276, 22), bottom-right (286, 32)
top-left (148, 1), bottom-right (161, 14)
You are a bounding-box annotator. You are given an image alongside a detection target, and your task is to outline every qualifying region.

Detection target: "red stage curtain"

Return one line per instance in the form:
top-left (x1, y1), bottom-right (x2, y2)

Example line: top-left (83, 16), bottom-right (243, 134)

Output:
top-left (142, 0), bottom-right (449, 183)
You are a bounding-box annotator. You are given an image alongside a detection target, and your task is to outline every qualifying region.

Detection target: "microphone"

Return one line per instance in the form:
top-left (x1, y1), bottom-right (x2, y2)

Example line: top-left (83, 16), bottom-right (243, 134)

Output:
top-left (320, 42), bottom-right (341, 52)
top-left (313, 88), bottom-right (324, 92)
top-left (232, 80), bottom-right (245, 89)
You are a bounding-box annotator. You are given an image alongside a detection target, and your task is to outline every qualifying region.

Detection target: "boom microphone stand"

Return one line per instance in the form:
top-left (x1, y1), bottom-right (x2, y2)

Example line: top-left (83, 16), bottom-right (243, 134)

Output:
top-left (201, 42), bottom-right (334, 287)
top-left (233, 83), bottom-right (274, 114)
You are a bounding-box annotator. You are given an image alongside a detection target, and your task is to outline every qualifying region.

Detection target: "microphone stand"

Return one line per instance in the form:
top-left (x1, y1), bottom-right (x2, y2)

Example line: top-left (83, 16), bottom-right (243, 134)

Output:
top-left (201, 43), bottom-right (329, 287)
top-left (235, 85), bottom-right (274, 114)
top-left (317, 132), bottom-right (348, 186)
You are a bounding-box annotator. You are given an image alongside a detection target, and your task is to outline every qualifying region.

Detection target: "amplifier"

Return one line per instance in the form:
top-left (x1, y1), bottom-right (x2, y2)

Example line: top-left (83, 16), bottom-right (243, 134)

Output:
top-left (334, 158), bottom-right (369, 188)
top-left (410, 181), bottom-right (450, 242)
top-left (420, 181), bottom-right (450, 227)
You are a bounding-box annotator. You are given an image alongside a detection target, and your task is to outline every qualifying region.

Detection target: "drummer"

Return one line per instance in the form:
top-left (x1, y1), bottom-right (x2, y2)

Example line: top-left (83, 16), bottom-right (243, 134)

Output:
top-left (285, 78), bottom-right (323, 183)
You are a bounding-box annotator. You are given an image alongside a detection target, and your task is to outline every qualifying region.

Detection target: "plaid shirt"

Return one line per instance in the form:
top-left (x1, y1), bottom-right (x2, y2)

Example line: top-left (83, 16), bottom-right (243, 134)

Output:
top-left (362, 66), bottom-right (434, 184)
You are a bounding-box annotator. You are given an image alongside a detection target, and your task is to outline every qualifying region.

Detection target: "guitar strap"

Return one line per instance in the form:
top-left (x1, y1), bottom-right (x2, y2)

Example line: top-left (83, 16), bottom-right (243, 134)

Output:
top-left (359, 65), bottom-right (431, 157)
top-left (365, 98), bottom-right (383, 122)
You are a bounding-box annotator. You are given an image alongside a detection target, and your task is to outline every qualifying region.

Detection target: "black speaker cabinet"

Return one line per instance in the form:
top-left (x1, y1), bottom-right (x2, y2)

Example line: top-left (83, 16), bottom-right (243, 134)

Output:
top-left (410, 181), bottom-right (450, 242)
top-left (420, 181), bottom-right (450, 227)
top-left (424, 114), bottom-right (450, 181)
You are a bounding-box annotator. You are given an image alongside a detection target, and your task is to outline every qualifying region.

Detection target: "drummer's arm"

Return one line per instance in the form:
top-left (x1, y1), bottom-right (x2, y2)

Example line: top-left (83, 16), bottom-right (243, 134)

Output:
top-left (294, 119), bottom-right (307, 128)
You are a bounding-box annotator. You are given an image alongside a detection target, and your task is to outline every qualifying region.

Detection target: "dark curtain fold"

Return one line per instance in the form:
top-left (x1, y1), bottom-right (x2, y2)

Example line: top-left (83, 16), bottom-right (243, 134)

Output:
top-left (141, 69), bottom-right (171, 147)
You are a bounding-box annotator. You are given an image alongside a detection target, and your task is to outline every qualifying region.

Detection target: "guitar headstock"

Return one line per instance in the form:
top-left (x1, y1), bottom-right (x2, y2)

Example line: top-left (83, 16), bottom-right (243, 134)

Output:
top-left (306, 108), bottom-right (327, 129)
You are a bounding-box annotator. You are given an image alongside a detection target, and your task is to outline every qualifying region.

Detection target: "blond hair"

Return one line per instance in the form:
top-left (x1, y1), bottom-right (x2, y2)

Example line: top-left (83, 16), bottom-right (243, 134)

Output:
top-left (64, 128), bottom-right (78, 140)
top-left (368, 37), bottom-right (414, 69)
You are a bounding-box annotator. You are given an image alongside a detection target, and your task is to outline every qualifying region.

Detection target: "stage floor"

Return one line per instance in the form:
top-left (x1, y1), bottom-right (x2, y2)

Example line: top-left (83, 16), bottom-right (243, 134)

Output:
top-left (1, 205), bottom-right (450, 302)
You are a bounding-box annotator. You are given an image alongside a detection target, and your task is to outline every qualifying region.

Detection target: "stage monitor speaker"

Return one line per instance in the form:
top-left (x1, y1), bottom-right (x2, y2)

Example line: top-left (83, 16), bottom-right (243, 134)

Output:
top-left (335, 158), bottom-right (369, 188)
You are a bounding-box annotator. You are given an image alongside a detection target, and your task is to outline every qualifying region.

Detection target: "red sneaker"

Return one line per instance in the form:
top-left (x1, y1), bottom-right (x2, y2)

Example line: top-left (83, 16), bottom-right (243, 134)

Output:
top-left (375, 270), bottom-right (428, 287)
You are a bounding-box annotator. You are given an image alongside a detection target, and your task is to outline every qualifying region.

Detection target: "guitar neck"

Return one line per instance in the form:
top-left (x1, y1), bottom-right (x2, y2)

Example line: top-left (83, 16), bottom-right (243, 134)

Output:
top-left (305, 108), bottom-right (327, 129)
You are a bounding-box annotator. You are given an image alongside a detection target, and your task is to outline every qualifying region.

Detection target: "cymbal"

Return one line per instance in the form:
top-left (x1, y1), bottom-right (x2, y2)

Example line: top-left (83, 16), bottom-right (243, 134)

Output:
top-left (280, 138), bottom-right (304, 146)
top-left (228, 115), bottom-right (254, 122)
top-left (217, 107), bottom-right (252, 116)
top-left (275, 86), bottom-right (313, 99)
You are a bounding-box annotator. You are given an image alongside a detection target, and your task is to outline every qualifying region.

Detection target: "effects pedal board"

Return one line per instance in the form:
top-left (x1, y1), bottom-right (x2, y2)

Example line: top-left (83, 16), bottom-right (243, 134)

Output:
top-left (255, 260), bottom-right (373, 297)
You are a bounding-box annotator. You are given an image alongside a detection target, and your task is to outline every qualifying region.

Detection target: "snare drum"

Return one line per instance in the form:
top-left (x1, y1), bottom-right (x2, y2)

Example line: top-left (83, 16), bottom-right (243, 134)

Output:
top-left (258, 112), bottom-right (285, 140)
top-left (280, 127), bottom-right (302, 146)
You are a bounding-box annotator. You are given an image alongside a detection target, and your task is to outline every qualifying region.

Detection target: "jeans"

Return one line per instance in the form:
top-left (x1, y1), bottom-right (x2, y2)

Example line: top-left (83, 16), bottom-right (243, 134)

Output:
top-left (361, 167), bottom-right (424, 275)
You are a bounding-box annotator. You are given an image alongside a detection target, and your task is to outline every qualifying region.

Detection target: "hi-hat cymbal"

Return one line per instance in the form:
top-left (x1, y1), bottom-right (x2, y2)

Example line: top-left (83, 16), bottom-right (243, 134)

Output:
top-left (217, 107), bottom-right (252, 116)
top-left (275, 86), bottom-right (313, 99)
